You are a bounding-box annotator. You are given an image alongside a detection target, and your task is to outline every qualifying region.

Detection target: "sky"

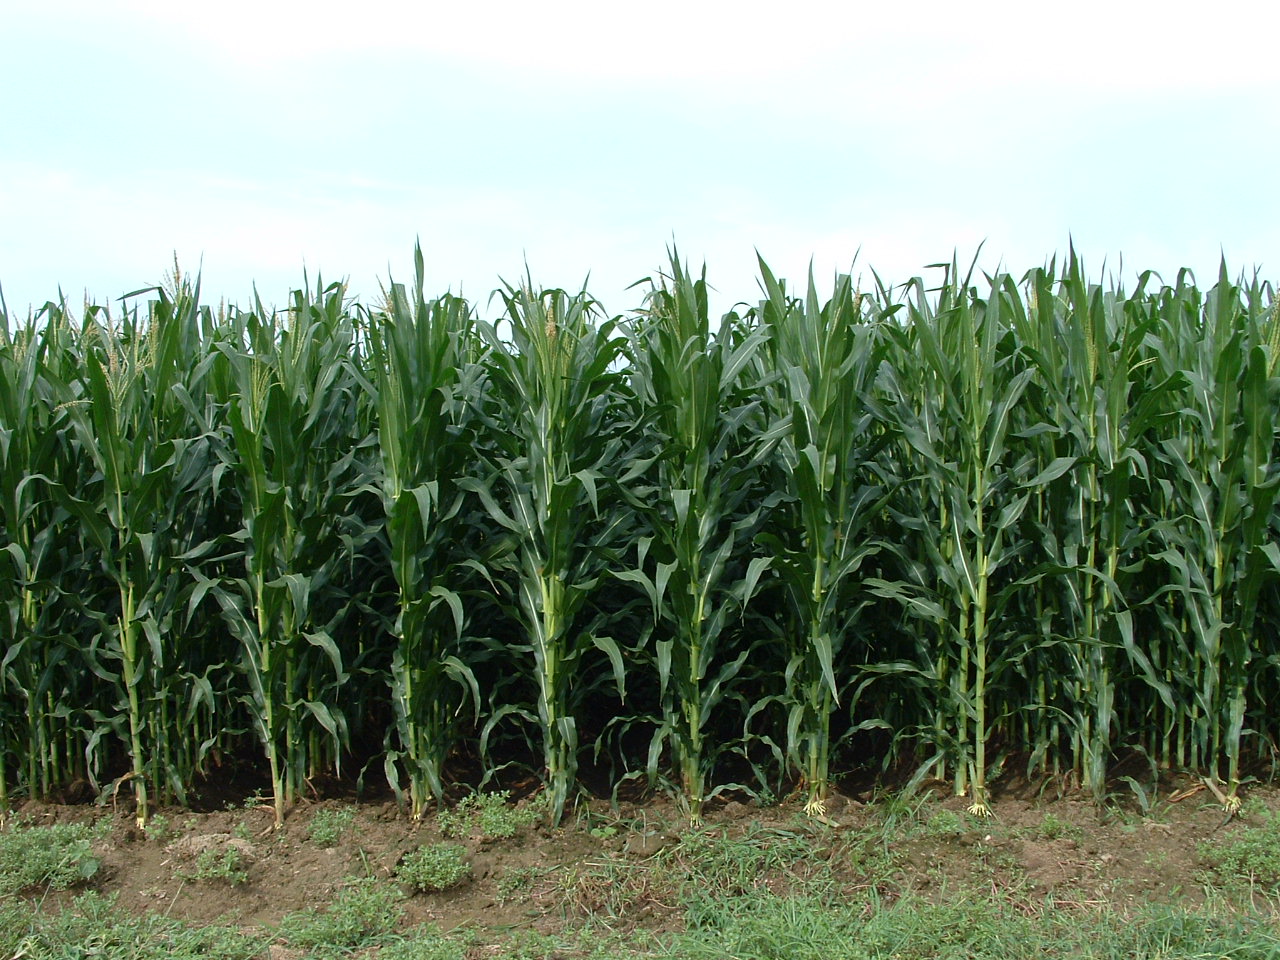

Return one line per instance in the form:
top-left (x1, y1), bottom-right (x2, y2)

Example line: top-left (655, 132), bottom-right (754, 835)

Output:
top-left (2, 0), bottom-right (1277, 321)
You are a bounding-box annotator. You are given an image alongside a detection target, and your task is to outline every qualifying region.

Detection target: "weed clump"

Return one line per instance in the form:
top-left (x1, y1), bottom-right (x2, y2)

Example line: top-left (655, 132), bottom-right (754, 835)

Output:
top-left (376, 924), bottom-right (468, 960)
top-left (496, 865), bottom-right (549, 903)
top-left (0, 892), bottom-right (265, 960)
top-left (397, 843), bottom-right (472, 893)
top-left (278, 877), bottom-right (404, 954)
top-left (0, 820), bottom-right (101, 895)
top-left (183, 846), bottom-right (249, 886)
top-left (437, 791), bottom-right (546, 840)
top-left (1199, 809), bottom-right (1280, 895)
top-left (307, 806), bottom-right (356, 847)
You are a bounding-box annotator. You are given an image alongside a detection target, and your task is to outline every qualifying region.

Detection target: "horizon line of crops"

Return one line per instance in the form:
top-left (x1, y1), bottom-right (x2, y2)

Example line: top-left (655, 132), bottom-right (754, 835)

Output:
top-left (1, 249), bottom-right (1277, 826)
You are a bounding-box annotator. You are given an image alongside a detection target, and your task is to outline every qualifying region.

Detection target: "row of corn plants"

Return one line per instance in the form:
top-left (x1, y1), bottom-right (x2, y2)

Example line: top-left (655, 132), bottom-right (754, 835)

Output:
top-left (1, 250), bottom-right (1276, 826)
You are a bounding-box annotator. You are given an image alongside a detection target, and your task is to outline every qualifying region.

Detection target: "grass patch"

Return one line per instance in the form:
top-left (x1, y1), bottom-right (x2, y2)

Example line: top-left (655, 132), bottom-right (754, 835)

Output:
top-left (659, 890), bottom-right (1280, 960)
top-left (550, 819), bottom-right (872, 921)
top-left (376, 924), bottom-right (470, 960)
top-left (0, 892), bottom-right (265, 960)
top-left (277, 876), bottom-right (404, 955)
top-left (0, 820), bottom-right (101, 895)
top-left (1198, 809), bottom-right (1280, 896)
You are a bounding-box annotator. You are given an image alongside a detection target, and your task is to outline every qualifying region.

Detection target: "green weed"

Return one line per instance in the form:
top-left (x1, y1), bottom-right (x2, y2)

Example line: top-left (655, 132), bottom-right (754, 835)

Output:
top-left (142, 813), bottom-right (174, 843)
top-left (377, 925), bottom-right (469, 960)
top-left (277, 877), bottom-right (403, 955)
top-left (0, 891), bottom-right (265, 960)
top-left (397, 843), bottom-right (472, 892)
top-left (1032, 811), bottom-right (1082, 842)
top-left (0, 820), bottom-right (101, 895)
top-left (181, 846), bottom-right (249, 886)
top-left (307, 806), bottom-right (355, 847)
top-left (437, 791), bottom-right (547, 840)
top-left (1198, 809), bottom-right (1280, 896)
top-left (496, 864), bottom-right (549, 903)
top-left (925, 808), bottom-right (966, 837)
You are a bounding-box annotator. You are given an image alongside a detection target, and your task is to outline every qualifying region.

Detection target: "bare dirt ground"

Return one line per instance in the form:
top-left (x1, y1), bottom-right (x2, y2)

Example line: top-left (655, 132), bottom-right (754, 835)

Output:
top-left (9, 765), bottom-right (1270, 945)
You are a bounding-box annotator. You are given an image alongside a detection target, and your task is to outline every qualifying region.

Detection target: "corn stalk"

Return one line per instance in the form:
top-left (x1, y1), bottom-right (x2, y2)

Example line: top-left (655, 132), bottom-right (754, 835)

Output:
top-left (623, 257), bottom-right (774, 821)
top-left (0, 304), bottom-right (71, 815)
top-left (469, 282), bottom-right (629, 824)
top-left (874, 262), bottom-right (1038, 815)
top-left (1146, 266), bottom-right (1280, 809)
top-left (208, 281), bottom-right (364, 825)
top-left (1008, 257), bottom-right (1186, 798)
top-left (57, 276), bottom-right (217, 826)
top-left (368, 248), bottom-right (484, 817)
top-left (754, 261), bottom-right (890, 815)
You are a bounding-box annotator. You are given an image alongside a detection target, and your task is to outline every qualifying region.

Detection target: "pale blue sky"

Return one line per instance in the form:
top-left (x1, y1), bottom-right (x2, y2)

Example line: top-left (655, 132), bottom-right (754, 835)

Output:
top-left (2, 0), bottom-right (1277, 319)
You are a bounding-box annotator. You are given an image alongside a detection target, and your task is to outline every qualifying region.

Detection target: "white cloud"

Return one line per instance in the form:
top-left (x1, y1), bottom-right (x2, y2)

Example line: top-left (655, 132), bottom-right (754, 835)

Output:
top-left (90, 0), bottom-right (1278, 95)
top-left (4, 1), bottom-right (1275, 320)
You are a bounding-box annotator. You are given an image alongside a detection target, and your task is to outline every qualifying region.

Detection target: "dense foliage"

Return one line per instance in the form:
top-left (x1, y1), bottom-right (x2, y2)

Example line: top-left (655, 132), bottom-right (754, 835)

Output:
top-left (1, 250), bottom-right (1277, 824)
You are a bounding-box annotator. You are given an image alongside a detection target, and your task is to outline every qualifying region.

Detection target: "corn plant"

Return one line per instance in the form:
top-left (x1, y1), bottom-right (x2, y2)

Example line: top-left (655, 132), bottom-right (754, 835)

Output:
top-left (0, 249), bottom-right (1276, 818)
top-left (0, 304), bottom-right (70, 815)
top-left (207, 281), bottom-right (367, 825)
top-left (623, 257), bottom-right (775, 821)
top-left (754, 262), bottom-right (891, 815)
top-left (873, 261), bottom-right (1041, 815)
top-left (469, 281), bottom-right (630, 823)
top-left (1144, 266), bottom-right (1280, 808)
top-left (368, 249), bottom-right (485, 817)
top-left (0, 301), bottom-right (130, 809)
top-left (55, 276), bottom-right (219, 825)
top-left (1005, 258), bottom-right (1184, 798)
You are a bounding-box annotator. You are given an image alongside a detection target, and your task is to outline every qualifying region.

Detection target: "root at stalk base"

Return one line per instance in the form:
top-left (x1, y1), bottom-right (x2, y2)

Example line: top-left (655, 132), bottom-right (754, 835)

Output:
top-left (967, 800), bottom-right (992, 818)
top-left (804, 796), bottom-right (838, 826)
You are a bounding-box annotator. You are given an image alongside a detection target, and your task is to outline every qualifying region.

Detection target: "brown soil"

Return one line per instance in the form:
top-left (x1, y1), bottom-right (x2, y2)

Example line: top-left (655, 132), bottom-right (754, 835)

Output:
top-left (8, 772), bottom-right (1274, 942)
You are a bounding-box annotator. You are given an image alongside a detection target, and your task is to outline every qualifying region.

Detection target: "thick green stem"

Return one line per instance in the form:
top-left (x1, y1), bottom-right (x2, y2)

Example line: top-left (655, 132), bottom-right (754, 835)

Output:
top-left (26, 697), bottom-right (39, 802)
top-left (955, 600), bottom-right (970, 799)
top-left (540, 571), bottom-right (573, 822)
top-left (680, 565), bottom-right (710, 823)
top-left (0, 742), bottom-right (9, 823)
top-left (805, 685), bottom-right (833, 815)
top-left (969, 552), bottom-right (991, 817)
top-left (285, 653), bottom-right (297, 807)
top-left (256, 576), bottom-right (285, 828)
top-left (682, 693), bottom-right (704, 823)
top-left (119, 582), bottom-right (150, 828)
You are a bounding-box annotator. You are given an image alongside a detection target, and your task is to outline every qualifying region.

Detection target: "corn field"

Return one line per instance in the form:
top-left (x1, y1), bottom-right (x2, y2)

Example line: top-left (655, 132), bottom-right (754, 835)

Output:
top-left (1, 250), bottom-right (1277, 826)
